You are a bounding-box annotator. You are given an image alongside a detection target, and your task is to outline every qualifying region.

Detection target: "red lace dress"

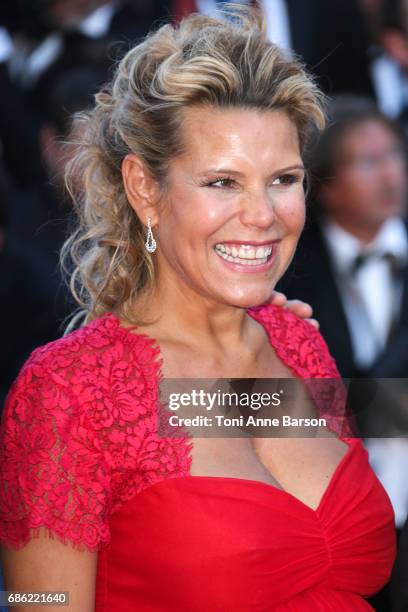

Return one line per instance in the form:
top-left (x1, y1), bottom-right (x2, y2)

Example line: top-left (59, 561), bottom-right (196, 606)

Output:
top-left (0, 304), bottom-right (396, 611)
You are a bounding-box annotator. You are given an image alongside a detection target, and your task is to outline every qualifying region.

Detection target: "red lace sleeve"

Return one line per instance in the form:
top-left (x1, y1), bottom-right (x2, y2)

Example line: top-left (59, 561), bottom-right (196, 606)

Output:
top-left (248, 304), bottom-right (358, 438)
top-left (0, 314), bottom-right (193, 553)
top-left (0, 347), bottom-right (112, 553)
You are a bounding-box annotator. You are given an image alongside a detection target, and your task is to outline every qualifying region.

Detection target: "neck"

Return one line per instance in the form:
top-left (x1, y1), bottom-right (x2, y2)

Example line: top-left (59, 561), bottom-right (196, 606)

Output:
top-left (134, 270), bottom-right (258, 355)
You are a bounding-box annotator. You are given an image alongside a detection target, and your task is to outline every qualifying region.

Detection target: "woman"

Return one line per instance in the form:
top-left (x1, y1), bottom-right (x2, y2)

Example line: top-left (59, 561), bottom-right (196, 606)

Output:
top-left (0, 5), bottom-right (396, 611)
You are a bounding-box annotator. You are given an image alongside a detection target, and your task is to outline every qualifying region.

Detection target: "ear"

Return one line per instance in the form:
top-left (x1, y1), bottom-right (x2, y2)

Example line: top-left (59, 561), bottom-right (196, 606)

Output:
top-left (121, 153), bottom-right (161, 226)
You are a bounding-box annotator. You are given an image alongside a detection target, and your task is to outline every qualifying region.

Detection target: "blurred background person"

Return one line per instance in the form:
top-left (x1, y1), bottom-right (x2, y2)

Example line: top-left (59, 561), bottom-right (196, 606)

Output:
top-left (0, 155), bottom-right (63, 406)
top-left (278, 95), bottom-right (408, 380)
top-left (10, 66), bottom-right (105, 293)
top-left (0, 26), bottom-right (44, 189)
top-left (363, 0), bottom-right (408, 134)
top-left (0, 66), bottom-right (111, 407)
top-left (0, 2), bottom-right (173, 415)
top-left (0, 1), bottom-right (170, 188)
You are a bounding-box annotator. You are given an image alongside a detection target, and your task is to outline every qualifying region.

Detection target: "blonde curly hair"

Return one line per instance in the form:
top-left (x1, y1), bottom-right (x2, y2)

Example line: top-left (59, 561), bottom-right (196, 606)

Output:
top-left (60, 2), bottom-right (326, 333)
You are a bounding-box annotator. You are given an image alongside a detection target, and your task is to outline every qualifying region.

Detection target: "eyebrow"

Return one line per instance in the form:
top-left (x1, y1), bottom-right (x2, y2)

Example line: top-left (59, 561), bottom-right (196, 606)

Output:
top-left (200, 164), bottom-right (305, 177)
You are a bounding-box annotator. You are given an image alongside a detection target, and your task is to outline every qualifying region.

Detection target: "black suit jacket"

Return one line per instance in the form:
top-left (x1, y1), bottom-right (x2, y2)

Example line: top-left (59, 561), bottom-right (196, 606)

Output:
top-left (285, 0), bottom-right (375, 97)
top-left (391, 516), bottom-right (408, 611)
top-left (277, 214), bottom-right (408, 379)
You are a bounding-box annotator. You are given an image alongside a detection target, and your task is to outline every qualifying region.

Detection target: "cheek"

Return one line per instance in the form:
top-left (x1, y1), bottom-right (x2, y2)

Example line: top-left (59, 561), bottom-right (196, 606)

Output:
top-left (277, 194), bottom-right (306, 235)
top-left (329, 178), bottom-right (360, 210)
top-left (353, 181), bottom-right (378, 206)
top-left (390, 166), bottom-right (407, 191)
top-left (167, 191), bottom-right (233, 232)
top-left (193, 194), bottom-right (236, 226)
top-left (339, 174), bottom-right (367, 200)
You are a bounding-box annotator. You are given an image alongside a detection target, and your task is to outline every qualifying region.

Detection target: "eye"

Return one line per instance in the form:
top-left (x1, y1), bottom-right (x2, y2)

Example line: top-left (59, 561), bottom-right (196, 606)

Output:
top-left (205, 177), bottom-right (236, 188)
top-left (271, 174), bottom-right (301, 186)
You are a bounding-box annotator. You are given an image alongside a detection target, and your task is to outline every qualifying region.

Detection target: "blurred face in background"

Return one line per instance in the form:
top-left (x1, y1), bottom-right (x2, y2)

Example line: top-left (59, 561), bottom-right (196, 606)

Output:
top-left (380, 0), bottom-right (408, 72)
top-left (47, 0), bottom-right (108, 28)
top-left (320, 119), bottom-right (407, 241)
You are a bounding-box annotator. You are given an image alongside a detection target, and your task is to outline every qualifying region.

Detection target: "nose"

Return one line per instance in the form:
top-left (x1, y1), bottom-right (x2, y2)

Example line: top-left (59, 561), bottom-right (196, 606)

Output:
top-left (239, 191), bottom-right (276, 229)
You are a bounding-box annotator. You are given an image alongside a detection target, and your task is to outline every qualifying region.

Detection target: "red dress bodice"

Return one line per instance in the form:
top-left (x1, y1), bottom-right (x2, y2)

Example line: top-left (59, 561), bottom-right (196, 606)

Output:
top-left (0, 304), bottom-right (396, 610)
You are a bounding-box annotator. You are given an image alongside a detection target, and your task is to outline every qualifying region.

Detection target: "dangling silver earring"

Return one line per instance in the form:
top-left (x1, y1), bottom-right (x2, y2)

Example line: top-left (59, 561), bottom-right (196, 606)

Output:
top-left (145, 217), bottom-right (157, 253)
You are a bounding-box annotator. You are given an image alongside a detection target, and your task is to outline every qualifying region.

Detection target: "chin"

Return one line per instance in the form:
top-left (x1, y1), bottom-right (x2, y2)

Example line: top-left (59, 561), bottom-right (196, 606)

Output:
top-left (221, 291), bottom-right (274, 310)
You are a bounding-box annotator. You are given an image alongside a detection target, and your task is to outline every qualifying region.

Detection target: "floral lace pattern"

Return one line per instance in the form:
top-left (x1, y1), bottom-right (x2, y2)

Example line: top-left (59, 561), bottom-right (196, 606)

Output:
top-left (247, 304), bottom-right (356, 439)
top-left (0, 304), bottom-right (355, 552)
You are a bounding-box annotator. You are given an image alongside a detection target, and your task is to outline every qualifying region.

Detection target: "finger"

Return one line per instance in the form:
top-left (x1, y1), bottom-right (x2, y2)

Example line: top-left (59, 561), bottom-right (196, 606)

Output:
top-left (306, 317), bottom-right (320, 329)
top-left (269, 291), bottom-right (287, 306)
top-left (284, 299), bottom-right (313, 317)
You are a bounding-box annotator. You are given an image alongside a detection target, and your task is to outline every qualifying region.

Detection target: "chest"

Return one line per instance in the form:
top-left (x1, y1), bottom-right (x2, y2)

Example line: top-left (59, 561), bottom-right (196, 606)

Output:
top-left (187, 434), bottom-right (349, 512)
top-left (155, 335), bottom-right (348, 510)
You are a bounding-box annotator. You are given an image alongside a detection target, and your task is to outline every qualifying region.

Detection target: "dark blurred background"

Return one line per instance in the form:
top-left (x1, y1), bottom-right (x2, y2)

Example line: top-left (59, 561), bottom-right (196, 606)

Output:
top-left (0, 1), bottom-right (407, 610)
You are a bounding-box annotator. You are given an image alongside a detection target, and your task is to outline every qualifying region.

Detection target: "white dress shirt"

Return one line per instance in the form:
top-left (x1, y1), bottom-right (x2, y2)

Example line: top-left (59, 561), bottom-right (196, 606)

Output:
top-left (0, 27), bottom-right (13, 64)
top-left (364, 437), bottom-right (408, 528)
top-left (7, 1), bottom-right (117, 87)
top-left (321, 215), bottom-right (408, 369)
top-left (370, 52), bottom-right (408, 120)
top-left (321, 215), bottom-right (408, 527)
top-left (259, 0), bottom-right (292, 54)
top-left (196, 0), bottom-right (293, 55)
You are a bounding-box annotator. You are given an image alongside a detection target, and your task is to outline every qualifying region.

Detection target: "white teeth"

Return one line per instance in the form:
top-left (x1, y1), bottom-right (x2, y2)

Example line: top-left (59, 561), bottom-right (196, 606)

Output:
top-left (214, 243), bottom-right (274, 263)
top-left (214, 249), bottom-right (269, 266)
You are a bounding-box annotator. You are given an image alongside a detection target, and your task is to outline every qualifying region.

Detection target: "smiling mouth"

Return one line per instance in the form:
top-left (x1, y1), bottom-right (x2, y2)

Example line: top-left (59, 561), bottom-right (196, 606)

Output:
top-left (213, 243), bottom-right (275, 266)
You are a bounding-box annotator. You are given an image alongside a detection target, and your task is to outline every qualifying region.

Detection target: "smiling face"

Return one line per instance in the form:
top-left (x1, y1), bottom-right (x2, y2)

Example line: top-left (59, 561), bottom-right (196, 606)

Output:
top-left (153, 105), bottom-right (306, 309)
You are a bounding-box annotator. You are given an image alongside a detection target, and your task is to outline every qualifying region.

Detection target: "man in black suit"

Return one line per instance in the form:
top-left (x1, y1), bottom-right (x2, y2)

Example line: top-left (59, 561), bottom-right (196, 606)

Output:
top-left (277, 95), bottom-right (408, 611)
top-left (278, 95), bottom-right (408, 380)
